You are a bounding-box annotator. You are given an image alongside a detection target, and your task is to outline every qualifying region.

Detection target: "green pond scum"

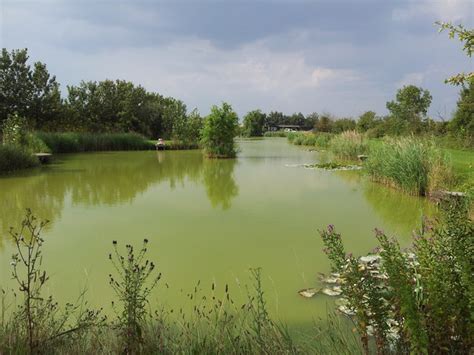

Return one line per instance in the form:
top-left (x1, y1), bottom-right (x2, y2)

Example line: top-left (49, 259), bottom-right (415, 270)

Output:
top-left (0, 139), bottom-right (435, 331)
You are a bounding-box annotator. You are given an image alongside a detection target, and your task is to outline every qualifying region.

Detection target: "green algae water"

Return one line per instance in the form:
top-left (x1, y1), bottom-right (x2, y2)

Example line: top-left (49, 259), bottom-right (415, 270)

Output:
top-left (0, 138), bottom-right (434, 329)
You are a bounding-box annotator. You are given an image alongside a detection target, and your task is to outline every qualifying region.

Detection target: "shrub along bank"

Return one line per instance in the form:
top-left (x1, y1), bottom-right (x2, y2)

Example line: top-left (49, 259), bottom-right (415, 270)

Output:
top-left (0, 144), bottom-right (39, 173)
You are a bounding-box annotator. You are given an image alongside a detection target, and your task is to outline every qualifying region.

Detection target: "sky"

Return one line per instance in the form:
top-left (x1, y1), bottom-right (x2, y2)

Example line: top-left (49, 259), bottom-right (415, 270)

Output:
top-left (1, 0), bottom-right (473, 118)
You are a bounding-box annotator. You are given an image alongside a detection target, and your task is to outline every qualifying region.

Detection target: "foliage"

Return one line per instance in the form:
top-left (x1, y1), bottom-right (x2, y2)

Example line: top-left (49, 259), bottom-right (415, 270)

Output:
top-left (449, 78), bottom-right (474, 138)
top-left (0, 48), bottom-right (62, 129)
top-left (36, 132), bottom-right (154, 153)
top-left (183, 108), bottom-right (204, 146)
top-left (287, 131), bottom-right (333, 149)
top-left (329, 131), bottom-right (368, 160)
top-left (243, 109), bottom-right (266, 137)
top-left (2, 113), bottom-right (28, 146)
top-left (109, 239), bottom-right (160, 353)
top-left (332, 118), bottom-right (356, 134)
top-left (365, 137), bottom-right (453, 195)
top-left (357, 111), bottom-right (380, 133)
top-left (263, 111), bottom-right (317, 131)
top-left (315, 114), bottom-right (334, 133)
top-left (201, 102), bottom-right (239, 158)
top-left (263, 131), bottom-right (289, 137)
top-left (0, 144), bottom-right (39, 173)
top-left (386, 85), bottom-right (432, 134)
top-left (320, 196), bottom-right (473, 354)
top-left (437, 22), bottom-right (474, 86)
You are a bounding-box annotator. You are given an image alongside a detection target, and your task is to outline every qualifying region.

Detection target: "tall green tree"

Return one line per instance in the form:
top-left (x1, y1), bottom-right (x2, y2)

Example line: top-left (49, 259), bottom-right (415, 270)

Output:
top-left (333, 118), bottom-right (356, 133)
top-left (449, 78), bottom-right (474, 136)
top-left (0, 48), bottom-right (62, 129)
top-left (386, 85), bottom-right (432, 134)
top-left (242, 109), bottom-right (266, 137)
top-left (172, 106), bottom-right (203, 146)
top-left (315, 114), bottom-right (334, 132)
top-left (357, 111), bottom-right (378, 132)
top-left (201, 102), bottom-right (239, 158)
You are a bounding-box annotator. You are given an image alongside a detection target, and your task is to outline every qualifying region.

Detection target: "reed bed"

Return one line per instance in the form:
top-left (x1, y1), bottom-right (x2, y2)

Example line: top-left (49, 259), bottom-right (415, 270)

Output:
top-left (287, 132), bottom-right (333, 149)
top-left (365, 137), bottom-right (453, 196)
top-left (36, 132), bottom-right (155, 153)
top-left (263, 131), bottom-right (289, 138)
top-left (329, 131), bottom-right (368, 160)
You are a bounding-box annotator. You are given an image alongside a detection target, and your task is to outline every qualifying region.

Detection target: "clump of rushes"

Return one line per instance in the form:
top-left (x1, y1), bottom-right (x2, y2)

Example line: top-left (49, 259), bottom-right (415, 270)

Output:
top-left (109, 239), bottom-right (161, 353)
top-left (365, 137), bottom-right (453, 195)
top-left (4, 209), bottom-right (102, 354)
top-left (329, 130), bottom-right (367, 160)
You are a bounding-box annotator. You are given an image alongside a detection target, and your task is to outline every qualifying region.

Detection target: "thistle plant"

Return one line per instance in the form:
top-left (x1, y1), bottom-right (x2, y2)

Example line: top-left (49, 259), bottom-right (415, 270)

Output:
top-left (109, 239), bottom-right (161, 353)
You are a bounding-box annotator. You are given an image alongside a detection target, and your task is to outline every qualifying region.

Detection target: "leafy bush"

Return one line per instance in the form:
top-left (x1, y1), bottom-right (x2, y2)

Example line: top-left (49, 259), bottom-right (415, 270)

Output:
top-left (201, 102), bottom-right (239, 158)
top-left (329, 131), bottom-right (368, 160)
top-left (36, 132), bottom-right (154, 153)
top-left (320, 195), bottom-right (473, 354)
top-left (0, 144), bottom-right (39, 173)
top-left (365, 137), bottom-right (453, 195)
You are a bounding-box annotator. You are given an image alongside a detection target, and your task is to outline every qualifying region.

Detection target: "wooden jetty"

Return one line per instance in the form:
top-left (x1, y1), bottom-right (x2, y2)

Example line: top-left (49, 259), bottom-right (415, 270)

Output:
top-left (35, 153), bottom-right (52, 164)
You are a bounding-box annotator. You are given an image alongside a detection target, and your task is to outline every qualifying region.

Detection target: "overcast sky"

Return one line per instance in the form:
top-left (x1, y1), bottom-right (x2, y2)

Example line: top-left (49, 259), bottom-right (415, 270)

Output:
top-left (1, 0), bottom-right (473, 118)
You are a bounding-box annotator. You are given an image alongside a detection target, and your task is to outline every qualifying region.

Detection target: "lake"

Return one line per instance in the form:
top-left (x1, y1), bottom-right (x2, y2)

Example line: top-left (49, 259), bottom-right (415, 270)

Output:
top-left (0, 138), bottom-right (434, 330)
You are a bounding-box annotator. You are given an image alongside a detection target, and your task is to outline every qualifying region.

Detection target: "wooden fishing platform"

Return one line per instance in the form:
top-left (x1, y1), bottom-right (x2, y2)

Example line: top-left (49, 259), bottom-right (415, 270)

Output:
top-left (35, 153), bottom-right (52, 164)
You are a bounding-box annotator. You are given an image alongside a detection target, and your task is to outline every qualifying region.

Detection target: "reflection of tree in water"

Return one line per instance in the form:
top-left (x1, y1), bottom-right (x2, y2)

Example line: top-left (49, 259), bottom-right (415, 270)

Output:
top-left (202, 159), bottom-right (239, 210)
top-left (0, 150), bottom-right (240, 248)
top-left (0, 173), bottom-right (66, 249)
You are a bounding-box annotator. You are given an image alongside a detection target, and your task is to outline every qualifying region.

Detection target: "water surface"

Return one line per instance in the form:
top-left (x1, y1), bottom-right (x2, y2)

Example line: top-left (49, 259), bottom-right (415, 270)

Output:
top-left (0, 138), bottom-right (434, 328)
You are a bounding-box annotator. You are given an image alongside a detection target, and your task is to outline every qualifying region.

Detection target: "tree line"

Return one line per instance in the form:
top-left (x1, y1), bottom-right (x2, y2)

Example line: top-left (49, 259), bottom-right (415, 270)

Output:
top-left (0, 48), bottom-right (202, 142)
top-left (242, 82), bottom-right (473, 139)
top-left (1, 25), bottom-right (472, 145)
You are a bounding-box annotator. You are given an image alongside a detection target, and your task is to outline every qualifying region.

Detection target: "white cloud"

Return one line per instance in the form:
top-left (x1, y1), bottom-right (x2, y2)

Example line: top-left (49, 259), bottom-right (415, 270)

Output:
top-left (392, 0), bottom-right (473, 22)
top-left (396, 72), bottom-right (425, 87)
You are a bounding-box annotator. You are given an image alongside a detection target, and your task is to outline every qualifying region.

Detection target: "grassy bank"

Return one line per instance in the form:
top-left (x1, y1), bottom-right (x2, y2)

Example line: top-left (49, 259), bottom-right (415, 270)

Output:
top-left (36, 132), bottom-right (156, 153)
top-left (0, 145), bottom-right (39, 174)
top-left (286, 132), bottom-right (468, 195)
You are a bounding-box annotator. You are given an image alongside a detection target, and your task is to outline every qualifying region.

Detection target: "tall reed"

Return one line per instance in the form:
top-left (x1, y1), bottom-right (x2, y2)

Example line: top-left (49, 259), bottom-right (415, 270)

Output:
top-left (365, 137), bottom-right (453, 195)
top-left (329, 131), bottom-right (368, 160)
top-left (36, 132), bottom-right (155, 153)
